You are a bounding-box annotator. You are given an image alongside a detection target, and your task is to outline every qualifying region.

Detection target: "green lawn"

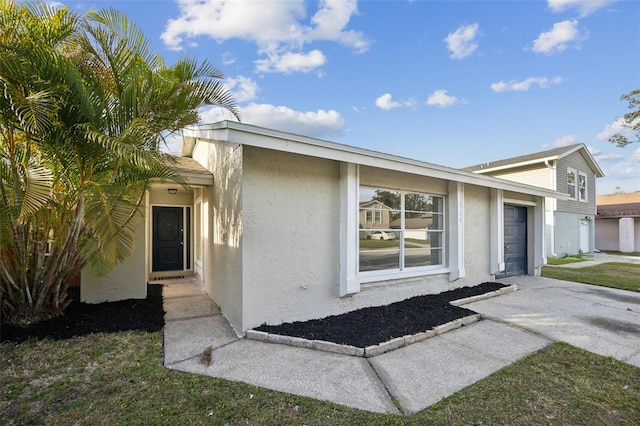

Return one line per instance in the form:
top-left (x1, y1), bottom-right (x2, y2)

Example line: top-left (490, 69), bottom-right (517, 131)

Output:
top-left (546, 256), bottom-right (588, 265)
top-left (2, 333), bottom-right (639, 425)
top-left (542, 262), bottom-right (640, 293)
top-left (4, 259), bottom-right (640, 424)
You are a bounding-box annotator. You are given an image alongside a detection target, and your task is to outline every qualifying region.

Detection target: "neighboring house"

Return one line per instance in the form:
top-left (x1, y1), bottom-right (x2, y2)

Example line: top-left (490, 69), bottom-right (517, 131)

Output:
top-left (595, 193), bottom-right (640, 253)
top-left (359, 199), bottom-right (392, 231)
top-left (464, 144), bottom-right (604, 258)
top-left (82, 121), bottom-right (564, 334)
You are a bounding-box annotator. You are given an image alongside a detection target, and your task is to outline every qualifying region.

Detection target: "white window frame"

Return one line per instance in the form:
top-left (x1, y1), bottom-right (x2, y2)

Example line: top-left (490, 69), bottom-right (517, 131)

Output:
top-left (567, 168), bottom-right (577, 200)
top-left (358, 186), bottom-right (447, 283)
top-left (578, 172), bottom-right (587, 202)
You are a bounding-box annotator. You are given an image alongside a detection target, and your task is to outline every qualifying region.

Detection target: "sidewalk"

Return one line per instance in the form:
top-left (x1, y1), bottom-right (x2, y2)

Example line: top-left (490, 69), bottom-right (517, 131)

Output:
top-left (550, 252), bottom-right (640, 268)
top-left (161, 275), bottom-right (640, 414)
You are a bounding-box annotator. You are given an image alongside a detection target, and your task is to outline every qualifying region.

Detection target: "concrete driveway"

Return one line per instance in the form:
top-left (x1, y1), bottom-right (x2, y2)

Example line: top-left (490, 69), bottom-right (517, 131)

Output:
top-left (470, 275), bottom-right (640, 368)
top-left (163, 274), bottom-right (640, 414)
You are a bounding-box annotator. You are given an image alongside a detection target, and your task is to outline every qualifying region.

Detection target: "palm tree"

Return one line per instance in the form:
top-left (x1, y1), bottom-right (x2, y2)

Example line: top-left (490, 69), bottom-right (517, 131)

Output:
top-left (0, 1), bottom-right (239, 323)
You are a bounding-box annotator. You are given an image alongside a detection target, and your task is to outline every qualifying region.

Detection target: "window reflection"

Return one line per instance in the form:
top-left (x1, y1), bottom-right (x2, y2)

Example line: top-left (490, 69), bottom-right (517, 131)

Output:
top-left (359, 187), bottom-right (445, 273)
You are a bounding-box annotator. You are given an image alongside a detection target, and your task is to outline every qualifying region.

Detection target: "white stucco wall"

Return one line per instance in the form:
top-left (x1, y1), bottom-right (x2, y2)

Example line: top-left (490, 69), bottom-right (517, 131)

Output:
top-left (237, 153), bottom-right (504, 332)
top-left (463, 185), bottom-right (492, 279)
top-left (241, 147), bottom-right (341, 330)
top-left (192, 139), bottom-right (244, 333)
top-left (81, 217), bottom-right (147, 303)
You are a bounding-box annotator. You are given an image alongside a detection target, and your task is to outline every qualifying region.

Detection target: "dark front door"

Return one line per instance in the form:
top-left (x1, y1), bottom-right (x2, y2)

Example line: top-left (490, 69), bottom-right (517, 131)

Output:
top-left (153, 206), bottom-right (184, 272)
top-left (499, 205), bottom-right (527, 278)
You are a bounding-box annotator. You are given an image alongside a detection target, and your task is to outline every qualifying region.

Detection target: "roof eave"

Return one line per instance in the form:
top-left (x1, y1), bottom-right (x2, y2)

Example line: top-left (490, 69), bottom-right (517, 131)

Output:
top-left (470, 156), bottom-right (559, 174)
top-left (183, 121), bottom-right (567, 200)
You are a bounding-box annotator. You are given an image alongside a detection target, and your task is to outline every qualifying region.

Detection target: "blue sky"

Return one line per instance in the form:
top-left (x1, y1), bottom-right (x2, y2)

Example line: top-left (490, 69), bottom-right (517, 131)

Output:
top-left (62, 0), bottom-right (639, 194)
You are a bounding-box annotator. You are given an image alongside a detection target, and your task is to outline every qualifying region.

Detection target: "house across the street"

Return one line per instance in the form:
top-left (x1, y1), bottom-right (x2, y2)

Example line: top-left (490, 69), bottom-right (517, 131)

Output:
top-left (596, 192), bottom-right (640, 253)
top-left (464, 144), bottom-right (604, 258)
top-left (82, 121), bottom-right (565, 334)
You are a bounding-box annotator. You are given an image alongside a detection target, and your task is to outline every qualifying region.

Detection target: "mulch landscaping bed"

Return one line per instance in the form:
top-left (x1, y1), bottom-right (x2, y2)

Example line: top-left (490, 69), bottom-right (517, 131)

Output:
top-left (1, 284), bottom-right (165, 344)
top-left (3, 281), bottom-right (508, 349)
top-left (255, 282), bottom-right (508, 348)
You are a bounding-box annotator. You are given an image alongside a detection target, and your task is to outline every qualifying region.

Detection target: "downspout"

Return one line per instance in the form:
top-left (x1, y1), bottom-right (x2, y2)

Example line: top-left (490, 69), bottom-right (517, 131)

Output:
top-left (544, 160), bottom-right (557, 257)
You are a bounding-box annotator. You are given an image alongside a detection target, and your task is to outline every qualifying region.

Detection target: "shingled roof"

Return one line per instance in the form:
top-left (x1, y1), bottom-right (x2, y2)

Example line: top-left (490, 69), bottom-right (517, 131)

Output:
top-left (597, 193), bottom-right (640, 218)
top-left (166, 156), bottom-right (213, 185)
top-left (463, 143), bottom-right (604, 177)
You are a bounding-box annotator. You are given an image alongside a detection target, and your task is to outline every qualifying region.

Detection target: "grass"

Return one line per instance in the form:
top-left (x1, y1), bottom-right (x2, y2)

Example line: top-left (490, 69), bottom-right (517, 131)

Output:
top-left (542, 262), bottom-right (640, 293)
top-left (2, 333), bottom-right (639, 425)
top-left (546, 256), bottom-right (588, 265)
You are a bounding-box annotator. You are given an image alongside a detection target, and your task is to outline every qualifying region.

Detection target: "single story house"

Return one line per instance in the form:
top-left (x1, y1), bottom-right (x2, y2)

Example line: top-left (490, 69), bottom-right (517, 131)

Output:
top-left (595, 192), bottom-right (640, 253)
top-left (82, 121), bottom-right (565, 334)
top-left (464, 144), bottom-right (604, 257)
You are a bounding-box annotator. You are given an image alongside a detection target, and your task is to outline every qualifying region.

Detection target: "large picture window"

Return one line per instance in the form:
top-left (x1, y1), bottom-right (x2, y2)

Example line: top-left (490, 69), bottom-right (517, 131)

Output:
top-left (359, 187), bottom-right (444, 273)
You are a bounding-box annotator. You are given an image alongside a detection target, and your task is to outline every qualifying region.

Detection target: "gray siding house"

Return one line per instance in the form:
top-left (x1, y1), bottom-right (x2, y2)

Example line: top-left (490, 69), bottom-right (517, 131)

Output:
top-left (464, 144), bottom-right (604, 257)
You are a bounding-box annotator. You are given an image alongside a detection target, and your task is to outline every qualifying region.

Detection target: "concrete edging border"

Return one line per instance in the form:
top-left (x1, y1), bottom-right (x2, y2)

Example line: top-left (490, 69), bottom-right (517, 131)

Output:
top-left (246, 284), bottom-right (517, 358)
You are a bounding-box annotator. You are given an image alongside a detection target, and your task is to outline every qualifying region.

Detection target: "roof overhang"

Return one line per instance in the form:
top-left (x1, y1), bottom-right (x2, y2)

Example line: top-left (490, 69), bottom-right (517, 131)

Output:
top-left (183, 121), bottom-right (568, 200)
top-left (471, 144), bottom-right (604, 178)
top-left (470, 156), bottom-right (559, 174)
top-left (165, 156), bottom-right (214, 186)
top-left (558, 145), bottom-right (605, 178)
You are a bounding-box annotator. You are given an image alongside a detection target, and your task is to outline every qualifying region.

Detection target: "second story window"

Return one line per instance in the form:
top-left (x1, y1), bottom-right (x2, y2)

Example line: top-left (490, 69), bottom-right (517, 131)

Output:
top-left (578, 172), bottom-right (587, 201)
top-left (567, 169), bottom-right (576, 199)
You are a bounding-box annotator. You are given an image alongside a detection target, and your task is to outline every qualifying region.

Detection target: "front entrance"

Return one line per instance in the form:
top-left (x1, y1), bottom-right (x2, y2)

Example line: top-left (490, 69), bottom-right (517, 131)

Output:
top-left (152, 206), bottom-right (187, 272)
top-left (499, 205), bottom-right (528, 278)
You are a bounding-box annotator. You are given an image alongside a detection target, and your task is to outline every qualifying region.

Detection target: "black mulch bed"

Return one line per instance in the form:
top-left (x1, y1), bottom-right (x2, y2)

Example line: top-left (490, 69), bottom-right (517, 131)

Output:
top-left (1, 284), bottom-right (165, 344)
top-left (255, 282), bottom-right (508, 348)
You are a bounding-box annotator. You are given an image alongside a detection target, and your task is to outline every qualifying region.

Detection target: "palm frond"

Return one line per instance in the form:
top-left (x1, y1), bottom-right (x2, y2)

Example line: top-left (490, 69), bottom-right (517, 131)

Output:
top-left (18, 162), bottom-right (53, 221)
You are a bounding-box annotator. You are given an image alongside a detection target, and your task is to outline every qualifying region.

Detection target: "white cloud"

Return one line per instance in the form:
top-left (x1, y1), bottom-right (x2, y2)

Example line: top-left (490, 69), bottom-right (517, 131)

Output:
top-left (588, 145), bottom-right (623, 165)
top-left (255, 50), bottom-right (326, 74)
top-left (532, 20), bottom-right (587, 55)
top-left (224, 76), bottom-right (260, 102)
top-left (553, 134), bottom-right (579, 147)
top-left (592, 152), bottom-right (625, 163)
top-left (596, 117), bottom-right (637, 141)
top-left (160, 132), bottom-right (184, 155)
top-left (163, 101), bottom-right (345, 151)
top-left (305, 0), bottom-right (369, 53)
top-left (221, 53), bottom-right (236, 66)
top-left (444, 23), bottom-right (480, 59)
top-left (162, 0), bottom-right (305, 50)
top-left (161, 0), bottom-right (368, 74)
top-left (375, 93), bottom-right (401, 110)
top-left (490, 76), bottom-right (563, 92)
top-left (547, 0), bottom-right (615, 17)
top-left (45, 1), bottom-right (64, 8)
top-left (237, 103), bottom-right (345, 138)
top-left (426, 90), bottom-right (459, 107)
top-left (374, 93), bottom-right (417, 110)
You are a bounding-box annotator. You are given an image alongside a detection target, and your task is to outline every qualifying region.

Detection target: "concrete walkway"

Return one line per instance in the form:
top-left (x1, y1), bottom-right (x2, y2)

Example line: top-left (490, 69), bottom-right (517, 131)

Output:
top-left (551, 252), bottom-right (640, 268)
top-left (161, 275), bottom-right (640, 415)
